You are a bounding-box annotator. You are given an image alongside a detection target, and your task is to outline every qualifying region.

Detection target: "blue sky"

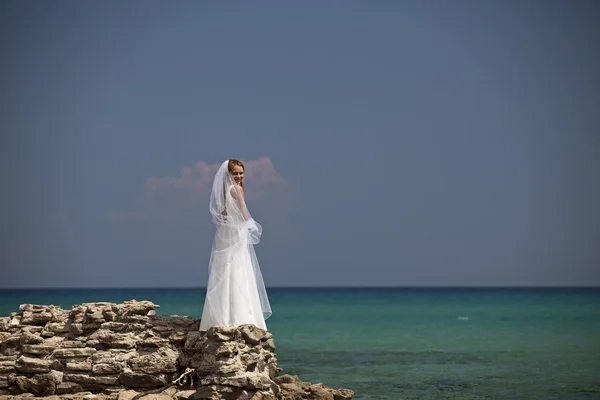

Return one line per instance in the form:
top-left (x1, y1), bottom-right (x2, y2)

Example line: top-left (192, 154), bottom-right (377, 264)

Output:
top-left (1, 1), bottom-right (599, 288)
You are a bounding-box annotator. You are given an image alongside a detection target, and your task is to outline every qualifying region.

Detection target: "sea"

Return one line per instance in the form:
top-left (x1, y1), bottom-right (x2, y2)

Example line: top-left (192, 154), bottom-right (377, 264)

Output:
top-left (1, 287), bottom-right (599, 400)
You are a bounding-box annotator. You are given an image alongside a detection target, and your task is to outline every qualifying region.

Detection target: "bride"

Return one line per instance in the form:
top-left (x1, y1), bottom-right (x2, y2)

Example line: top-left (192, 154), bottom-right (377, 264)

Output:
top-left (199, 159), bottom-right (272, 331)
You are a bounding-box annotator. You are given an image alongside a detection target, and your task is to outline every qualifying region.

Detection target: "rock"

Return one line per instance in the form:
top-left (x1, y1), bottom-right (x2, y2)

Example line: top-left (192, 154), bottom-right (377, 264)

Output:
top-left (149, 315), bottom-right (199, 332)
top-left (0, 365), bottom-right (15, 374)
top-left (15, 356), bottom-right (52, 373)
top-left (116, 315), bottom-right (149, 325)
top-left (261, 338), bottom-right (275, 352)
top-left (56, 382), bottom-right (84, 394)
top-left (81, 323), bottom-right (103, 330)
top-left (53, 348), bottom-right (97, 358)
top-left (116, 389), bottom-right (140, 400)
top-left (118, 372), bottom-right (167, 389)
top-left (327, 388), bottom-right (355, 400)
top-left (61, 340), bottom-right (85, 348)
top-left (22, 344), bottom-right (55, 355)
top-left (0, 317), bottom-right (10, 331)
top-left (103, 310), bottom-right (117, 322)
top-left (87, 330), bottom-right (136, 349)
top-left (247, 375), bottom-right (275, 390)
top-left (69, 305), bottom-right (86, 323)
top-left (200, 374), bottom-right (273, 391)
top-left (212, 341), bottom-right (239, 358)
top-left (0, 301), bottom-right (354, 399)
top-left (175, 389), bottom-right (197, 399)
top-left (63, 373), bottom-right (120, 386)
top-left (100, 322), bottom-right (128, 332)
top-left (21, 310), bottom-right (54, 325)
top-left (128, 348), bottom-right (178, 374)
top-left (46, 322), bottom-right (69, 333)
top-left (206, 326), bottom-right (237, 342)
top-left (19, 332), bottom-right (44, 345)
top-left (137, 337), bottom-right (169, 348)
top-left (26, 371), bottom-right (63, 397)
top-left (239, 325), bottom-right (268, 345)
top-left (184, 332), bottom-right (206, 352)
top-left (84, 309), bottom-right (107, 324)
top-left (138, 395), bottom-right (173, 400)
top-left (9, 316), bottom-right (21, 328)
top-left (192, 384), bottom-right (244, 400)
top-left (65, 362), bottom-right (92, 372)
top-left (274, 375), bottom-right (310, 399)
top-left (119, 300), bottom-right (157, 316)
top-left (90, 350), bottom-right (137, 372)
top-left (40, 329), bottom-right (56, 338)
top-left (19, 304), bottom-right (46, 312)
top-left (309, 383), bottom-right (335, 400)
top-left (0, 335), bottom-right (20, 355)
top-left (92, 362), bottom-right (124, 375)
top-left (103, 386), bottom-right (130, 395)
top-left (66, 322), bottom-right (84, 336)
top-left (251, 391), bottom-right (277, 400)
top-left (50, 359), bottom-right (65, 371)
top-left (169, 331), bottom-right (187, 343)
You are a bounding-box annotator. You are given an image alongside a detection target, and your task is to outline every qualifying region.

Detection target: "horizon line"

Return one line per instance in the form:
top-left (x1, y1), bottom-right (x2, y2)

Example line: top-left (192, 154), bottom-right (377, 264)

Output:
top-left (1, 285), bottom-right (599, 290)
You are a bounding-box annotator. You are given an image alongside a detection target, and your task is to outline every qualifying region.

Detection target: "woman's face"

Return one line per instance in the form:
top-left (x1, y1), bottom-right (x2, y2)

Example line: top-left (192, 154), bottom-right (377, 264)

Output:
top-left (230, 165), bottom-right (244, 184)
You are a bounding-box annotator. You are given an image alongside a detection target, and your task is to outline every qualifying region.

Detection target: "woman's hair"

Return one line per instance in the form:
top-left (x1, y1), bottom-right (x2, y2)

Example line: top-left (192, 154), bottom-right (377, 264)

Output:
top-left (228, 159), bottom-right (245, 189)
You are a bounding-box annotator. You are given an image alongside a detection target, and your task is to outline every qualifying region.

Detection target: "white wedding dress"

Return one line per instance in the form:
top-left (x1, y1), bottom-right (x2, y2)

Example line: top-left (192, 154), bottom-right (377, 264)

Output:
top-left (200, 162), bottom-right (272, 331)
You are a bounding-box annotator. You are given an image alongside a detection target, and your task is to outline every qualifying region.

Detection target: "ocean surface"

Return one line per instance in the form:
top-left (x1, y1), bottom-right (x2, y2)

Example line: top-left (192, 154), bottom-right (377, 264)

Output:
top-left (1, 287), bottom-right (599, 400)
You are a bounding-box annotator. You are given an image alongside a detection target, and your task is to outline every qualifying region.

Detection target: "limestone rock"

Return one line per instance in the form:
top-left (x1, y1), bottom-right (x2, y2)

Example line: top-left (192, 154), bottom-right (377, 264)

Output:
top-left (9, 315), bottom-right (21, 328)
top-left (91, 362), bottom-right (123, 375)
top-left (261, 338), bottom-right (275, 352)
top-left (21, 310), bottom-right (52, 326)
top-left (19, 332), bottom-right (44, 345)
top-left (99, 322), bottom-right (127, 332)
top-left (239, 325), bottom-right (268, 345)
top-left (0, 317), bottom-right (10, 331)
top-left (56, 382), bottom-right (83, 394)
top-left (119, 300), bottom-right (157, 316)
top-left (251, 391), bottom-right (277, 400)
top-left (63, 373), bottom-right (120, 386)
top-left (0, 301), bottom-right (354, 399)
top-left (61, 340), bottom-right (85, 348)
top-left (326, 388), bottom-right (355, 400)
top-left (46, 322), bottom-right (69, 333)
top-left (128, 347), bottom-right (178, 374)
top-left (137, 337), bottom-right (168, 348)
top-left (0, 335), bottom-right (20, 356)
top-left (22, 344), bottom-right (55, 355)
top-left (15, 356), bottom-right (52, 373)
top-left (118, 372), bottom-right (166, 388)
top-left (116, 389), bottom-right (140, 400)
top-left (0, 364), bottom-right (15, 374)
top-left (184, 332), bottom-right (206, 352)
top-left (64, 362), bottom-right (92, 372)
top-left (87, 330), bottom-right (136, 349)
top-left (53, 348), bottom-right (97, 358)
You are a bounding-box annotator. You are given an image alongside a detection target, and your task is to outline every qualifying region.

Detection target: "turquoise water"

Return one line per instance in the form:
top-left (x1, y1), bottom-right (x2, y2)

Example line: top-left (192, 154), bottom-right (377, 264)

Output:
top-left (1, 288), bottom-right (599, 399)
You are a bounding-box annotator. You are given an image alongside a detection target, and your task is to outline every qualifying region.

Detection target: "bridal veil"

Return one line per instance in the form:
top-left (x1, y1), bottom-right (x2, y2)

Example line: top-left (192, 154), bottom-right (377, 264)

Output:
top-left (200, 160), bottom-right (272, 331)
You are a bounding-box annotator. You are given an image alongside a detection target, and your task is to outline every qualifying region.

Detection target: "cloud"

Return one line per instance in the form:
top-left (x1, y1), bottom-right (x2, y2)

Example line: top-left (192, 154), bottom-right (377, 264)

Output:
top-left (111, 157), bottom-right (293, 224)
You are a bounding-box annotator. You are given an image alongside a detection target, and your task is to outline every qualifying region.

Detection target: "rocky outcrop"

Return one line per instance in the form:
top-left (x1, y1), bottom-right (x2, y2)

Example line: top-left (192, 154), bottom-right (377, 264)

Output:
top-left (0, 301), bottom-right (353, 400)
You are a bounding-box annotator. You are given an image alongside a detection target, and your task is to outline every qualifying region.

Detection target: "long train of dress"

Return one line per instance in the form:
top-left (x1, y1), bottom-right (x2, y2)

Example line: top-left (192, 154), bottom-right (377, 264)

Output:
top-left (200, 217), bottom-right (271, 331)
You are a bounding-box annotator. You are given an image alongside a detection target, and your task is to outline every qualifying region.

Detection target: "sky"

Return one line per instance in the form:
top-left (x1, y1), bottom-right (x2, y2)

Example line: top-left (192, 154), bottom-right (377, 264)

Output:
top-left (1, 1), bottom-right (599, 288)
